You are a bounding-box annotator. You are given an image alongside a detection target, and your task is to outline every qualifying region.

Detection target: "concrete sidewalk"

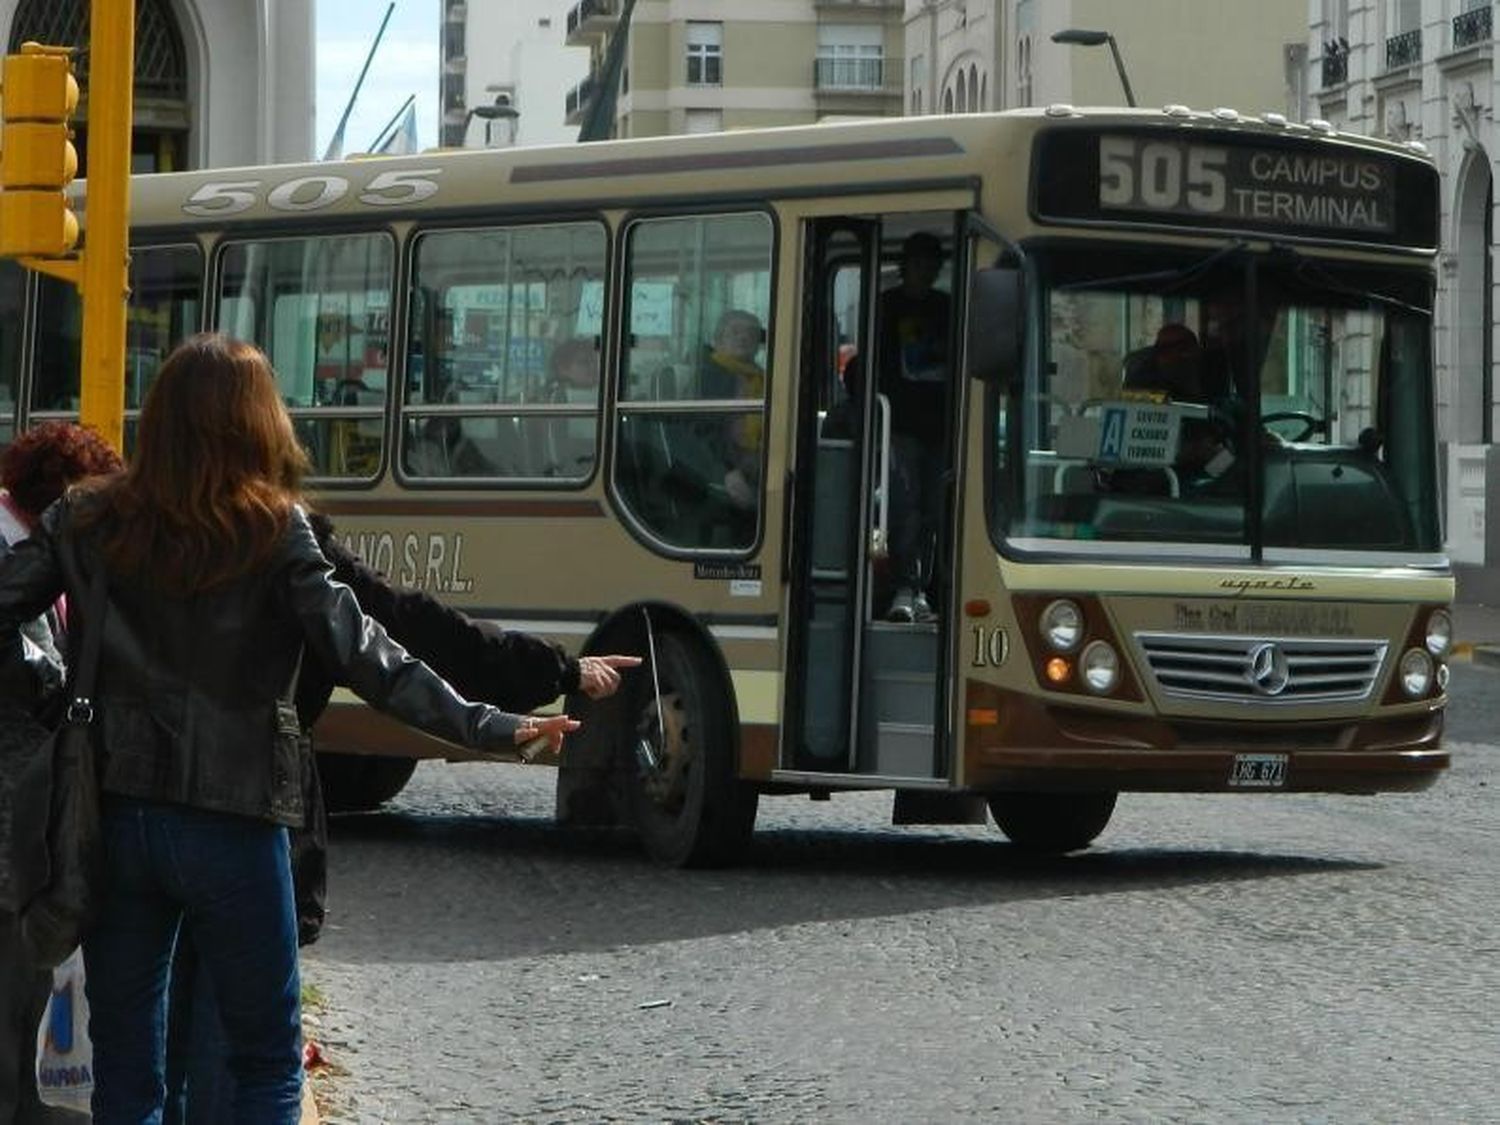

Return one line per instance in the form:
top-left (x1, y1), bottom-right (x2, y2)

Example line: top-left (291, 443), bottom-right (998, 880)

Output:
top-left (1453, 601), bottom-right (1500, 665)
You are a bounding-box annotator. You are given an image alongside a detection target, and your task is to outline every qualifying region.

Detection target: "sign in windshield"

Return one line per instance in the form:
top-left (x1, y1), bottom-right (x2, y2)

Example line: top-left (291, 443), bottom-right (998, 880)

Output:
top-left (1033, 128), bottom-right (1438, 249)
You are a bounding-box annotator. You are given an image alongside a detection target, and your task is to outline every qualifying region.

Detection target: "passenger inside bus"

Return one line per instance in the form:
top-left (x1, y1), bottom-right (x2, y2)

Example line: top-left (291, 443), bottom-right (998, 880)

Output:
top-left (1119, 323), bottom-right (1237, 487)
top-left (536, 336), bottom-right (600, 477)
top-left (698, 308), bottom-right (766, 520)
top-left (876, 231), bottom-right (951, 624)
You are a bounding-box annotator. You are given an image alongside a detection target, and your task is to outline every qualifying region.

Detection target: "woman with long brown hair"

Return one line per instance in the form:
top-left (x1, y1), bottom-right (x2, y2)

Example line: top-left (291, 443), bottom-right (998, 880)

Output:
top-left (0, 335), bottom-right (576, 1123)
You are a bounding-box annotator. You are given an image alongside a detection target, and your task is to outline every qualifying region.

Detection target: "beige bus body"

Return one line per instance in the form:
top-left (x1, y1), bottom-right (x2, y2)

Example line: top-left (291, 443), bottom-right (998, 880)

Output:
top-left (21, 109), bottom-right (1446, 860)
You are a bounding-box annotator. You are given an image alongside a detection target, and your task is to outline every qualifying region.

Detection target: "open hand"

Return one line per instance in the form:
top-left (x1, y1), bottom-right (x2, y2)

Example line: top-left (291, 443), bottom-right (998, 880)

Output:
top-left (577, 654), bottom-right (643, 700)
top-left (513, 713), bottom-right (582, 758)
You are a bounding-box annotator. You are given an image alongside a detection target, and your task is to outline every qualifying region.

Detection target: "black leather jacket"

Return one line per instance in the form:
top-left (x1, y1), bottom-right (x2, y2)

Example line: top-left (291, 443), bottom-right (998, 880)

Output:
top-left (0, 496), bottom-right (526, 827)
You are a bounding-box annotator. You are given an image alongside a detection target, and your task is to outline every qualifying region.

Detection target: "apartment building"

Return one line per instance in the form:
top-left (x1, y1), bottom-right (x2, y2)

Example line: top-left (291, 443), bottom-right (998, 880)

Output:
top-left (1308, 0), bottom-right (1498, 592)
top-left (563, 0), bottom-right (905, 137)
top-left (906, 0), bottom-right (1307, 118)
top-left (441, 0), bottom-right (590, 148)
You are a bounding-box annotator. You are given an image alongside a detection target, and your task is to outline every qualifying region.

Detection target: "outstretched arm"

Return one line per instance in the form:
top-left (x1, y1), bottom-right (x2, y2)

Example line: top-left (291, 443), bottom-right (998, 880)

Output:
top-left (312, 512), bottom-right (637, 709)
top-left (284, 510), bottom-right (578, 753)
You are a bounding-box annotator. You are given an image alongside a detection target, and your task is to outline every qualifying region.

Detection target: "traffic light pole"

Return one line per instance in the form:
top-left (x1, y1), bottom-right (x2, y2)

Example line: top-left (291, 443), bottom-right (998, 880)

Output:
top-left (78, 0), bottom-right (134, 452)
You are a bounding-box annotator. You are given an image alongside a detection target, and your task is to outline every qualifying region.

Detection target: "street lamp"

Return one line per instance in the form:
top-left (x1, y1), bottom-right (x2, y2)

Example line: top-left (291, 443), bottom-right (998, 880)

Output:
top-left (1051, 28), bottom-right (1136, 108)
top-left (466, 97), bottom-right (520, 147)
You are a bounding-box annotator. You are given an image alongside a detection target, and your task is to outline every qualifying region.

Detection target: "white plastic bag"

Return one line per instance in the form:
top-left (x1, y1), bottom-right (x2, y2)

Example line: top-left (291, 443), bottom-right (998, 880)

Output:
top-left (34, 945), bottom-right (93, 1112)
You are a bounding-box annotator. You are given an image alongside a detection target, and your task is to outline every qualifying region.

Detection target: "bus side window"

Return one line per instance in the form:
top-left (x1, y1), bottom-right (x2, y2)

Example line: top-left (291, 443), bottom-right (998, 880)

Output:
top-left (217, 233), bottom-right (395, 481)
top-left (401, 222), bottom-right (607, 484)
top-left (615, 212), bottom-right (773, 552)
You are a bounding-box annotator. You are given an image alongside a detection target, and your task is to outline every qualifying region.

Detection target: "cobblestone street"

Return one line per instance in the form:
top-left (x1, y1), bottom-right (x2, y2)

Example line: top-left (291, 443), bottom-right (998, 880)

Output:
top-left (304, 664), bottom-right (1500, 1123)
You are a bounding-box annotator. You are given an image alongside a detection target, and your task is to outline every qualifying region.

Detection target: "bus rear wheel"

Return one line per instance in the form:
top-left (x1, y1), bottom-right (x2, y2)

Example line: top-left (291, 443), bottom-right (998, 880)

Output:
top-left (628, 631), bottom-right (757, 867)
top-left (317, 753), bottom-right (419, 813)
top-left (987, 791), bottom-right (1117, 854)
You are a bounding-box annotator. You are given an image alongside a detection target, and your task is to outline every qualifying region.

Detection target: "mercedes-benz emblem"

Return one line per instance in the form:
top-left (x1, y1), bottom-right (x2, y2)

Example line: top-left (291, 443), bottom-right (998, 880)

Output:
top-left (1247, 642), bottom-right (1291, 696)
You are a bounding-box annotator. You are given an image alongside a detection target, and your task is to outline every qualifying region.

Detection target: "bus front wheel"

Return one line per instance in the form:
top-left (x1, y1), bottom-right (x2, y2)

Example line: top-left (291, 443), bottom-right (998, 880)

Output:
top-left (317, 753), bottom-right (419, 813)
top-left (987, 791), bottom-right (1117, 853)
top-left (628, 630), bottom-right (757, 867)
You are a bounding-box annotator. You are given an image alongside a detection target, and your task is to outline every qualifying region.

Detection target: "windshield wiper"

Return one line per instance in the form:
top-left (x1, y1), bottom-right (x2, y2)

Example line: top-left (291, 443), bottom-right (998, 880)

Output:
top-left (1054, 240), bottom-right (1248, 294)
top-left (1269, 243), bottom-right (1431, 318)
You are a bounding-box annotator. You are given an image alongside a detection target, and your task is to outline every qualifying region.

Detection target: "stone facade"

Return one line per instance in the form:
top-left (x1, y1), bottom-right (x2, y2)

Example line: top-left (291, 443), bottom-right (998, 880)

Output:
top-left (0, 0), bottom-right (315, 170)
top-left (1309, 0), bottom-right (1500, 591)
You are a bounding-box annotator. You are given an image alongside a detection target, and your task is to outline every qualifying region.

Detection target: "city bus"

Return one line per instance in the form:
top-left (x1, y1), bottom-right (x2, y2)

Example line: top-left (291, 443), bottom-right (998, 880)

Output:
top-left (0, 107), bottom-right (1451, 865)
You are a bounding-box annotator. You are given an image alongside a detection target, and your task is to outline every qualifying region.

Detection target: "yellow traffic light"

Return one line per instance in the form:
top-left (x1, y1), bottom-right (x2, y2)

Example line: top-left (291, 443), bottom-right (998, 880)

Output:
top-left (0, 43), bottom-right (80, 258)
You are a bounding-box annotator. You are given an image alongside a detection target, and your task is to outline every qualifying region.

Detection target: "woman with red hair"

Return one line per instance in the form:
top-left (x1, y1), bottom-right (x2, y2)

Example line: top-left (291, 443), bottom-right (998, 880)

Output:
top-left (0, 421), bottom-right (121, 1124)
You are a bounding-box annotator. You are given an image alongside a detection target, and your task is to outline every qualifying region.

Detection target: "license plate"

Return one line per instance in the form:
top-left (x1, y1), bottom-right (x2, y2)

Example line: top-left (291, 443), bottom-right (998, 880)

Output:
top-left (1228, 753), bottom-right (1288, 789)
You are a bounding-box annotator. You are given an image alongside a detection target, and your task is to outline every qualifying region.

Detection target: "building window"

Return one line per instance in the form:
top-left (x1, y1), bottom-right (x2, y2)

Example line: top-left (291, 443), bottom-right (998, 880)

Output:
top-left (816, 25), bottom-right (885, 90)
top-left (687, 22), bottom-right (722, 86)
top-left (1455, 0), bottom-right (1492, 49)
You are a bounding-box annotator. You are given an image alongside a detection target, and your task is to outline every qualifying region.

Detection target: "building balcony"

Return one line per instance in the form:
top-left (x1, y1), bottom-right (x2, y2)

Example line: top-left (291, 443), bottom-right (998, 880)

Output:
top-left (1454, 6), bottom-right (1492, 50)
top-left (565, 0), bottom-right (619, 46)
top-left (1320, 50), bottom-right (1347, 88)
top-left (445, 2), bottom-right (466, 22)
top-left (564, 74), bottom-right (599, 125)
top-left (1385, 28), bottom-right (1421, 70)
top-left (814, 56), bottom-right (901, 95)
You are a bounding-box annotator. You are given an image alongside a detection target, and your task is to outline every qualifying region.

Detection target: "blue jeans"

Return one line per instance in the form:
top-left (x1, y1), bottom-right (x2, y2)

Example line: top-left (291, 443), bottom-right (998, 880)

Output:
top-left (83, 799), bottom-right (302, 1125)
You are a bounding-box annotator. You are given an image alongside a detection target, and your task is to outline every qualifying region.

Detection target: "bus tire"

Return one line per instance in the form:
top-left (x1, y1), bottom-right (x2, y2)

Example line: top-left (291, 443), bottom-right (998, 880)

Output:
top-left (628, 630), bottom-right (757, 867)
top-left (987, 791), bottom-right (1117, 854)
top-left (317, 753), bottom-right (419, 813)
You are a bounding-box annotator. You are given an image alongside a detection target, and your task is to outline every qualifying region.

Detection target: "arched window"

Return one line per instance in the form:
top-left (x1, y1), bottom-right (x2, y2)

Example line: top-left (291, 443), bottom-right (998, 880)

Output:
top-left (968, 65), bottom-right (978, 112)
top-left (10, 0), bottom-right (190, 170)
top-left (955, 80), bottom-right (966, 113)
top-left (981, 74), bottom-right (989, 110)
top-left (944, 88), bottom-right (954, 113)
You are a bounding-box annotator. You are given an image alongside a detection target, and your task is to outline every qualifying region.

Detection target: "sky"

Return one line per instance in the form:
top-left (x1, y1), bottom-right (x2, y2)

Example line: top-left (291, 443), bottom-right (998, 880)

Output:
top-left (315, 0), bottom-right (438, 158)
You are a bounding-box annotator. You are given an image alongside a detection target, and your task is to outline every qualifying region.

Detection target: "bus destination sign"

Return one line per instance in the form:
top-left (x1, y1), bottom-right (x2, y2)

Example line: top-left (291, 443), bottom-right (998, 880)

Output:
top-left (1095, 134), bottom-right (1393, 233)
top-left (1033, 128), bottom-right (1438, 248)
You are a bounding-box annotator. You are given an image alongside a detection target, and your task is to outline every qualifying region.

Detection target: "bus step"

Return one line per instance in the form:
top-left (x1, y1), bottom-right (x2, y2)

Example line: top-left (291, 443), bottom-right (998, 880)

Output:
top-left (861, 721), bottom-right (937, 778)
top-left (863, 622), bottom-right (938, 673)
top-left (869, 670), bottom-right (936, 726)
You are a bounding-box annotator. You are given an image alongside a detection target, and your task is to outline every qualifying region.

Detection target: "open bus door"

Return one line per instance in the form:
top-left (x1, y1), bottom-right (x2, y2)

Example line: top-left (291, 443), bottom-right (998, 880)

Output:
top-left (785, 214), bottom-right (963, 782)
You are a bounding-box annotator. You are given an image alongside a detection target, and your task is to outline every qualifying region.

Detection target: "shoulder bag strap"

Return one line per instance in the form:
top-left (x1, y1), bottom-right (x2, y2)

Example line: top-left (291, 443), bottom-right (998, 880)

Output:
top-left (65, 566), bottom-right (109, 723)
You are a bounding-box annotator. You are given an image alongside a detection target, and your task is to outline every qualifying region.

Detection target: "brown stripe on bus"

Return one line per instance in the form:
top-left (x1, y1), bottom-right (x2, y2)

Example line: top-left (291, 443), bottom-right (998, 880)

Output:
top-left (314, 498), bottom-right (607, 519)
top-left (738, 724), bottom-right (779, 781)
top-left (510, 137), bottom-right (966, 185)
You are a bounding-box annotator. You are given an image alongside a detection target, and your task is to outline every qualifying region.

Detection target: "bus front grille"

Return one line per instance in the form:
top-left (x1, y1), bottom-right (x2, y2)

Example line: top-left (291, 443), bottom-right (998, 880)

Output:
top-left (1133, 633), bottom-right (1389, 704)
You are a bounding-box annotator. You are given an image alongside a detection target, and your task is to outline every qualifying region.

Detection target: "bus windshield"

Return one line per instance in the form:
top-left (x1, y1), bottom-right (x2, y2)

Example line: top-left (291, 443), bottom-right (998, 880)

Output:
top-left (999, 243), bottom-right (1441, 561)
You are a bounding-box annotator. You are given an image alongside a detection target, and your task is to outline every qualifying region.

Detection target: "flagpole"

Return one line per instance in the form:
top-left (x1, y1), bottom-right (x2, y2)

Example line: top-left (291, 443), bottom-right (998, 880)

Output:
top-left (368, 93), bottom-right (416, 153)
top-left (323, 1), bottom-right (396, 160)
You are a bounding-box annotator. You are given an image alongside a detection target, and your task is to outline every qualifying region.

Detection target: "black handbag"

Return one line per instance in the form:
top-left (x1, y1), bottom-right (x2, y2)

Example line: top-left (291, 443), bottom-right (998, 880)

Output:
top-left (7, 567), bottom-right (108, 969)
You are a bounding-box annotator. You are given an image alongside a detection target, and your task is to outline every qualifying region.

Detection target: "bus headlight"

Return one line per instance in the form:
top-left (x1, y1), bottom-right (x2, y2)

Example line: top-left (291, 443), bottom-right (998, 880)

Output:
top-left (1398, 648), bottom-right (1433, 698)
top-left (1424, 609), bottom-right (1453, 658)
top-left (1081, 641), bottom-right (1120, 693)
top-left (1040, 599), bottom-right (1083, 652)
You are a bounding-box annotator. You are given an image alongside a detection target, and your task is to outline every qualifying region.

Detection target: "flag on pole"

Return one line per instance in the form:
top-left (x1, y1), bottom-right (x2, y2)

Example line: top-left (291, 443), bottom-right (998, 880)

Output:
top-left (323, 117), bottom-right (349, 162)
top-left (376, 102), bottom-right (419, 155)
top-left (323, 2), bottom-right (396, 161)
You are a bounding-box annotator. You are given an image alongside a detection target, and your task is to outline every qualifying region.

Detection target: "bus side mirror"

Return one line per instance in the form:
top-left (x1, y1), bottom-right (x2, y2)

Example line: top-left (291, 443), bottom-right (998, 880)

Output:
top-left (967, 267), bottom-right (1023, 385)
